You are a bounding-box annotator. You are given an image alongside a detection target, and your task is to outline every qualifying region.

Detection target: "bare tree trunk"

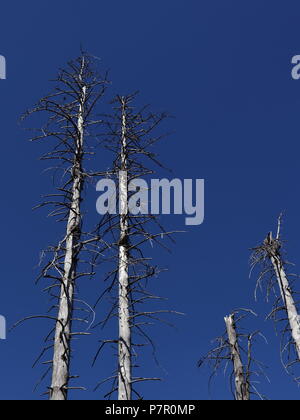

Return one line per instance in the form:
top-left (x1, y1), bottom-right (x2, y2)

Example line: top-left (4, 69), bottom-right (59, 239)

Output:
top-left (50, 82), bottom-right (86, 401)
top-left (224, 314), bottom-right (250, 401)
top-left (95, 93), bottom-right (175, 398)
top-left (26, 53), bottom-right (108, 399)
top-left (118, 98), bottom-right (132, 400)
top-left (267, 234), bottom-right (300, 361)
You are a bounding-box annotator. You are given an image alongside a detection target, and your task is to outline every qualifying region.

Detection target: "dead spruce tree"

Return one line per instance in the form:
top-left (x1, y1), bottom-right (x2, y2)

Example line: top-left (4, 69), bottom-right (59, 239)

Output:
top-left (251, 216), bottom-right (300, 378)
top-left (22, 54), bottom-right (108, 400)
top-left (199, 310), bottom-right (267, 400)
top-left (93, 94), bottom-right (181, 400)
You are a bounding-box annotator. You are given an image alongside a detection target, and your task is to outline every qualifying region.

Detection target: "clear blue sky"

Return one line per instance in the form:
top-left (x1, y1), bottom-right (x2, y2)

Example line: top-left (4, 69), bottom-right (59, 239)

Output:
top-left (1, 0), bottom-right (300, 400)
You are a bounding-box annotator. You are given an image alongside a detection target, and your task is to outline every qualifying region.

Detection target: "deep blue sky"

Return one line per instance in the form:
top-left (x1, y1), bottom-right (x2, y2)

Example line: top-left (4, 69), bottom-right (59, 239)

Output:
top-left (1, 0), bottom-right (300, 400)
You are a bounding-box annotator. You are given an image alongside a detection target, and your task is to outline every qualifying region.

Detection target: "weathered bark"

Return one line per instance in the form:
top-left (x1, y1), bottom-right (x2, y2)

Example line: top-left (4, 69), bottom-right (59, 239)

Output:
top-left (267, 234), bottom-right (300, 361)
top-left (95, 94), bottom-right (174, 398)
top-left (26, 53), bottom-right (108, 399)
top-left (49, 82), bottom-right (86, 401)
top-left (118, 98), bottom-right (132, 400)
top-left (224, 314), bottom-right (250, 401)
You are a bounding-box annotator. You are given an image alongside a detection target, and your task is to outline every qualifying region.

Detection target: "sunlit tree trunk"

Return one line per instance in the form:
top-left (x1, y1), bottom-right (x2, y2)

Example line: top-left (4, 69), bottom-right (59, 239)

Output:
top-left (50, 78), bottom-right (87, 401)
top-left (94, 94), bottom-right (174, 399)
top-left (118, 97), bottom-right (132, 400)
top-left (25, 53), bottom-right (107, 400)
top-left (266, 233), bottom-right (300, 361)
top-left (224, 314), bottom-right (250, 401)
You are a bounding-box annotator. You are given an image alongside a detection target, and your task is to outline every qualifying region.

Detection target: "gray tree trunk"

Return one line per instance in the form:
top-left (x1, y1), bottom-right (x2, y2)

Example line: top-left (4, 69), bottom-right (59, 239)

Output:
top-left (269, 246), bottom-right (300, 361)
top-left (224, 314), bottom-right (250, 401)
top-left (50, 83), bottom-right (86, 401)
top-left (118, 98), bottom-right (132, 400)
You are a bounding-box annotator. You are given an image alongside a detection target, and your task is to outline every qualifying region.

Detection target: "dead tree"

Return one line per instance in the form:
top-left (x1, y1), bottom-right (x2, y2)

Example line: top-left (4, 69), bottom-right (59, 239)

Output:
top-left (199, 310), bottom-right (267, 400)
top-left (224, 314), bottom-right (250, 400)
top-left (118, 98), bottom-right (131, 400)
top-left (93, 94), bottom-right (181, 400)
top-left (22, 54), bottom-right (108, 400)
top-left (251, 216), bottom-right (300, 377)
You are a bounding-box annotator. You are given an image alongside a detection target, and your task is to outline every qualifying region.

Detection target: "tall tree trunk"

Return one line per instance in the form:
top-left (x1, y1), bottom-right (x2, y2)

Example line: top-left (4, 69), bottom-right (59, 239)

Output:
top-left (26, 53), bottom-right (108, 399)
top-left (224, 314), bottom-right (250, 401)
top-left (118, 97), bottom-right (132, 400)
top-left (267, 233), bottom-right (300, 361)
top-left (98, 93), bottom-right (172, 398)
top-left (50, 82), bottom-right (86, 401)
